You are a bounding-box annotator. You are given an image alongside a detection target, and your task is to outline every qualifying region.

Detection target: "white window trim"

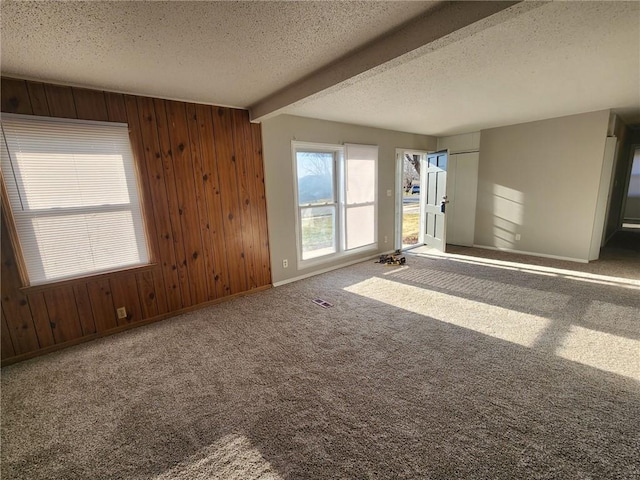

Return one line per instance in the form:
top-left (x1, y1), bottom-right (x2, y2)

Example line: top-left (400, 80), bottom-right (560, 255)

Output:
top-left (292, 141), bottom-right (378, 270)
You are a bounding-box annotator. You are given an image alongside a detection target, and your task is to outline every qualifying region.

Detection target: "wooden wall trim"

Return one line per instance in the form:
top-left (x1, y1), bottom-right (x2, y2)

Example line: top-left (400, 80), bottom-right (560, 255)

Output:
top-left (0, 77), bottom-right (272, 364)
top-left (0, 173), bottom-right (29, 286)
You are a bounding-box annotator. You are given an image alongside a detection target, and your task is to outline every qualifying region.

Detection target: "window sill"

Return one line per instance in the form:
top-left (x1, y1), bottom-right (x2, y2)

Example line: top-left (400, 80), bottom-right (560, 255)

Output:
top-left (20, 263), bottom-right (158, 293)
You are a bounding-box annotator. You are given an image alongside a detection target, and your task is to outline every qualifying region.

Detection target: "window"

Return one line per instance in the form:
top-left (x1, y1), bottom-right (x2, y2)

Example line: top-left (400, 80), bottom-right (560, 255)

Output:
top-left (1, 114), bottom-right (149, 286)
top-left (293, 142), bottom-right (377, 266)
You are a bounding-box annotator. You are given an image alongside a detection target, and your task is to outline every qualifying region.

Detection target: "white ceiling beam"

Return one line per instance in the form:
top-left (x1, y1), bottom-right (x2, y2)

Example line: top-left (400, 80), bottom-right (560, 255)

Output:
top-left (250, 1), bottom-right (546, 123)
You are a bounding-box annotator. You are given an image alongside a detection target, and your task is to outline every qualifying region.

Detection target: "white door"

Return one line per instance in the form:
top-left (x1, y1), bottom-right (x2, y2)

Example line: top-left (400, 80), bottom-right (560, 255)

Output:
top-left (419, 150), bottom-right (448, 251)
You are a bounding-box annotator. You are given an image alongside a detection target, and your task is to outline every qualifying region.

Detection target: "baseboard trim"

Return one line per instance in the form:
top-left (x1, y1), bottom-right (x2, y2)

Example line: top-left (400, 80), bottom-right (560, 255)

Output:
top-left (1, 284), bottom-right (271, 367)
top-left (472, 244), bottom-right (589, 264)
top-left (272, 251), bottom-right (394, 287)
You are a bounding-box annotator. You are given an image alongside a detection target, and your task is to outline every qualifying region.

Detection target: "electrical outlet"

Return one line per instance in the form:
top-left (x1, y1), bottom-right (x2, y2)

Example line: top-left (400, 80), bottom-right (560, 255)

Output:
top-left (386, 189), bottom-right (392, 197)
top-left (384, 235), bottom-right (388, 243)
top-left (515, 233), bottom-right (521, 241)
top-left (116, 307), bottom-right (127, 319)
top-left (282, 259), bottom-right (288, 268)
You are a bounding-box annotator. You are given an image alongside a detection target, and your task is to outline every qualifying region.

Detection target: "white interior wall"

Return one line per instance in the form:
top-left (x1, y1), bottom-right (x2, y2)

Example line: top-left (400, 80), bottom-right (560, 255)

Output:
top-left (474, 110), bottom-right (610, 262)
top-left (261, 115), bottom-right (435, 285)
top-left (437, 132), bottom-right (480, 153)
top-left (589, 136), bottom-right (618, 259)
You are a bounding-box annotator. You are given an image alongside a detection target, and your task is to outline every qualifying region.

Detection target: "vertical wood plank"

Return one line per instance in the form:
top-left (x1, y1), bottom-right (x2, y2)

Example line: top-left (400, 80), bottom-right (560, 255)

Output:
top-left (25, 293), bottom-right (55, 348)
top-left (186, 103), bottom-right (219, 301)
top-left (87, 279), bottom-right (117, 332)
top-left (0, 78), bottom-right (33, 114)
top-left (110, 274), bottom-right (143, 325)
top-left (244, 121), bottom-right (265, 288)
top-left (232, 109), bottom-right (258, 289)
top-left (1, 215), bottom-right (40, 354)
top-left (104, 92), bottom-right (128, 123)
top-left (250, 123), bottom-right (272, 286)
top-left (124, 95), bottom-right (170, 315)
top-left (43, 84), bottom-right (77, 118)
top-left (136, 270), bottom-right (159, 319)
top-left (43, 287), bottom-right (83, 344)
top-left (123, 96), bottom-right (163, 264)
top-left (1, 309), bottom-right (16, 360)
top-left (26, 81), bottom-right (50, 116)
top-left (72, 87), bottom-right (109, 121)
top-left (165, 100), bottom-right (208, 305)
top-left (196, 104), bottom-right (230, 298)
top-left (73, 284), bottom-right (97, 336)
top-left (154, 98), bottom-right (192, 307)
top-left (0, 317), bottom-right (32, 360)
top-left (136, 96), bottom-right (182, 311)
top-left (151, 270), bottom-right (168, 315)
top-left (212, 107), bottom-right (247, 294)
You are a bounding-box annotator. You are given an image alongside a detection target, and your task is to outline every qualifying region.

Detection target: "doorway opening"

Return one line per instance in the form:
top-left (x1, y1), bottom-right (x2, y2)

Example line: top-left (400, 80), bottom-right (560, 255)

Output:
top-left (621, 146), bottom-right (640, 230)
top-left (608, 144), bottom-right (640, 253)
top-left (396, 150), bottom-right (425, 250)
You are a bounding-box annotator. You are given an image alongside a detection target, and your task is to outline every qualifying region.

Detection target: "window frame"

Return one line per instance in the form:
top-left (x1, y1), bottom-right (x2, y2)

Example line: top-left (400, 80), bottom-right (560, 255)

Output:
top-left (0, 113), bottom-right (153, 287)
top-left (292, 141), bottom-right (378, 269)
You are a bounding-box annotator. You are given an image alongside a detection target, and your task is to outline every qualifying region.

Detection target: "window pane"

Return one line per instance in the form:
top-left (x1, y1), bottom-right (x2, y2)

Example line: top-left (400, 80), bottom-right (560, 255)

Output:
top-left (300, 206), bottom-right (335, 260)
top-left (15, 152), bottom-right (132, 209)
top-left (345, 144), bottom-right (377, 205)
top-left (296, 152), bottom-right (334, 205)
top-left (346, 205), bottom-right (375, 250)
top-left (26, 210), bottom-right (145, 282)
top-left (437, 155), bottom-right (447, 169)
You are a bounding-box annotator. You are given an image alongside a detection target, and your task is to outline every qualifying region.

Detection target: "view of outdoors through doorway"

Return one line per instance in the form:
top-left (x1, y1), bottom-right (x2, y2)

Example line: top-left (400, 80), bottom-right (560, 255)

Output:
top-left (402, 152), bottom-right (422, 249)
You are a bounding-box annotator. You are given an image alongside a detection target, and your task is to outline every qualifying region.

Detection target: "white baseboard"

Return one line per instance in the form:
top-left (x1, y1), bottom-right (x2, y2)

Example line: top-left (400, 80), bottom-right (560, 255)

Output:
top-left (472, 244), bottom-right (589, 264)
top-left (272, 250), bottom-right (394, 287)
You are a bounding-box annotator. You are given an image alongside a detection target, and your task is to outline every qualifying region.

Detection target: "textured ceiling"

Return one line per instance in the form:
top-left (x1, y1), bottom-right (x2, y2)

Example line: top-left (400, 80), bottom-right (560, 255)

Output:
top-left (0, 0), bottom-right (440, 107)
top-left (1, 1), bottom-right (639, 136)
top-left (283, 1), bottom-right (640, 135)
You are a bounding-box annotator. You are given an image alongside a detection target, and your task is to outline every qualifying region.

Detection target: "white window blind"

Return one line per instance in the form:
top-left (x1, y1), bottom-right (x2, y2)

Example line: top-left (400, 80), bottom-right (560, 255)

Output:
top-left (344, 144), bottom-right (377, 250)
top-left (1, 114), bottom-right (149, 285)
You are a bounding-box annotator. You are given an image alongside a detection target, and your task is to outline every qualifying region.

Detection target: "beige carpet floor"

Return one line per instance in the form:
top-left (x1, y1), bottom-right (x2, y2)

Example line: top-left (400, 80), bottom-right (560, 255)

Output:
top-left (2, 247), bottom-right (639, 479)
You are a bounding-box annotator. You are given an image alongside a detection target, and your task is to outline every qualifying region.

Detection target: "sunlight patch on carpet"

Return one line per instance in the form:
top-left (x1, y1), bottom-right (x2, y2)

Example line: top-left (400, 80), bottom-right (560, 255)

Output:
top-left (345, 277), bottom-right (639, 381)
top-left (413, 251), bottom-right (640, 290)
top-left (557, 326), bottom-right (639, 381)
top-left (344, 276), bottom-right (551, 348)
top-left (384, 265), bottom-right (572, 316)
top-left (153, 434), bottom-right (282, 480)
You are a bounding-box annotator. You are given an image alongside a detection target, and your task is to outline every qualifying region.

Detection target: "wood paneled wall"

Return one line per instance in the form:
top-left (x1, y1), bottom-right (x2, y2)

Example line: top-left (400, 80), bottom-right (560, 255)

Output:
top-left (0, 78), bottom-right (271, 364)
